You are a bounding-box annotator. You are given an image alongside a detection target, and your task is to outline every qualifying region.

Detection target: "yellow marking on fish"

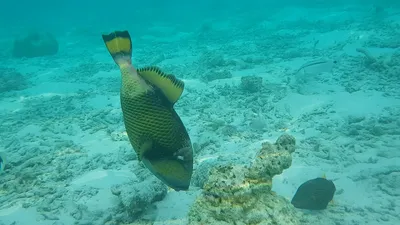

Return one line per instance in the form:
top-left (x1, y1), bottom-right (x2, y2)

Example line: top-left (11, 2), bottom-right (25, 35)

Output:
top-left (102, 30), bottom-right (194, 191)
top-left (104, 37), bottom-right (131, 55)
top-left (138, 66), bottom-right (184, 104)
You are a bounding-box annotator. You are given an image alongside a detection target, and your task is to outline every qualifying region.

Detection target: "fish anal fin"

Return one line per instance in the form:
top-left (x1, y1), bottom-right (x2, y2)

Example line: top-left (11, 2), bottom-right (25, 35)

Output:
top-left (138, 66), bottom-right (184, 104)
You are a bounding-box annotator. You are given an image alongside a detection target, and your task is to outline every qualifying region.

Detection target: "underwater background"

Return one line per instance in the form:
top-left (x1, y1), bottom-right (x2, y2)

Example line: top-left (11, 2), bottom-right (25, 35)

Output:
top-left (1, 0), bottom-right (400, 224)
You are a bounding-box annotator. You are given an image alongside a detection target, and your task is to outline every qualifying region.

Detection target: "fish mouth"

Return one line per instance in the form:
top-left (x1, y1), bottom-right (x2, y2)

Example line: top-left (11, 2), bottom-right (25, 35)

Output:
top-left (168, 181), bottom-right (190, 191)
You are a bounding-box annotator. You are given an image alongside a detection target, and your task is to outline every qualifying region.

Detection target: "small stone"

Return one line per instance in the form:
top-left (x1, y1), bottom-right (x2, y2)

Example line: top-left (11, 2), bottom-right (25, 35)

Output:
top-left (111, 185), bottom-right (121, 196)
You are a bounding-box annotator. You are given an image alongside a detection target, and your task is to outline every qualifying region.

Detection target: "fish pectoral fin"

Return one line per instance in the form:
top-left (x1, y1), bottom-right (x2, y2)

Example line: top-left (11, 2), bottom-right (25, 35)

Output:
top-left (137, 139), bottom-right (154, 161)
top-left (137, 66), bottom-right (184, 104)
top-left (174, 146), bottom-right (193, 162)
top-left (173, 146), bottom-right (194, 170)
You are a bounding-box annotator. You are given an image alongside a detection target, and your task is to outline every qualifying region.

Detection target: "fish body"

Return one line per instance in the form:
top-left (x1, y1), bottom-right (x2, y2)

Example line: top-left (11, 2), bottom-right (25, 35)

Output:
top-left (102, 31), bottom-right (193, 191)
top-left (291, 177), bottom-right (336, 210)
top-left (295, 59), bottom-right (337, 75)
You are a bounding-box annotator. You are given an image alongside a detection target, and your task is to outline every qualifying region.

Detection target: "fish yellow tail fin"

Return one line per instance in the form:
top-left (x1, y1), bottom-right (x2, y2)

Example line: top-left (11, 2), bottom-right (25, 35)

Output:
top-left (102, 30), bottom-right (132, 66)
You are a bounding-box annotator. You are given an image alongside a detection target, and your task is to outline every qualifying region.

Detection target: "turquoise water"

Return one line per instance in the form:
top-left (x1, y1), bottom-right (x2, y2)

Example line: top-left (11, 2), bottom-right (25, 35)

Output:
top-left (0, 1), bottom-right (399, 224)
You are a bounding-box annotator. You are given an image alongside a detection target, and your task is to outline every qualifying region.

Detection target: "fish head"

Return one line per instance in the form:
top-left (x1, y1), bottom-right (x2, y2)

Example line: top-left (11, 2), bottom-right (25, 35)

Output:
top-left (142, 146), bottom-right (193, 191)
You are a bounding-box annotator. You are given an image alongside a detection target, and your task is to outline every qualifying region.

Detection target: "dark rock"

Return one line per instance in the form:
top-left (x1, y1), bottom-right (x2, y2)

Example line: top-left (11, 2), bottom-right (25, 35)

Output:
top-left (12, 32), bottom-right (58, 58)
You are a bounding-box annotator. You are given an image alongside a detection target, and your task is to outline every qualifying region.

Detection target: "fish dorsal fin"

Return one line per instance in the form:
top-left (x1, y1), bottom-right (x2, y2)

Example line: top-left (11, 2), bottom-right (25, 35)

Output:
top-left (322, 173), bottom-right (326, 179)
top-left (138, 66), bottom-right (184, 104)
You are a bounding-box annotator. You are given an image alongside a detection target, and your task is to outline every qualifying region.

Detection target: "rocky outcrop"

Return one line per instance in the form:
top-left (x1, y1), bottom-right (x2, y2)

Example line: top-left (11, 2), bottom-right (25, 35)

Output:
top-left (188, 134), bottom-right (303, 225)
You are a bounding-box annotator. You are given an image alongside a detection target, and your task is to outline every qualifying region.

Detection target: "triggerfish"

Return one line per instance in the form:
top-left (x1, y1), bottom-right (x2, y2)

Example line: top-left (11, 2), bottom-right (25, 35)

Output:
top-left (291, 177), bottom-right (336, 210)
top-left (101, 30), bottom-right (193, 191)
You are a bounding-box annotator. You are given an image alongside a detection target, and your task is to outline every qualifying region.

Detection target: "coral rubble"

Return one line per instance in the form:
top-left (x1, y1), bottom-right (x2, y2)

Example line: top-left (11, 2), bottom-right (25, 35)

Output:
top-left (188, 134), bottom-right (302, 225)
top-left (241, 75), bottom-right (263, 93)
top-left (0, 67), bottom-right (29, 93)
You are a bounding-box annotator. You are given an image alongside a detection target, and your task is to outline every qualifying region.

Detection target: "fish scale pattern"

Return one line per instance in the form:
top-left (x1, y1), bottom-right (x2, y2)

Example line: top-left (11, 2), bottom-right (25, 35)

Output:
top-left (120, 88), bottom-right (189, 159)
